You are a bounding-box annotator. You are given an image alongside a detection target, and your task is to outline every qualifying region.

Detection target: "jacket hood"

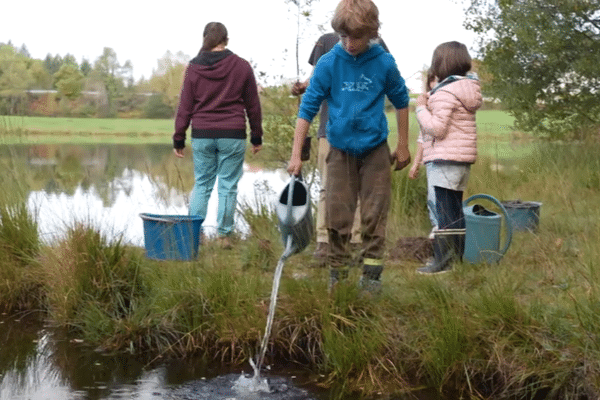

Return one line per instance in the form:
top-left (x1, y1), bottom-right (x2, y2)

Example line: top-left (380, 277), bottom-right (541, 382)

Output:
top-left (332, 42), bottom-right (386, 64)
top-left (431, 74), bottom-right (482, 113)
top-left (188, 50), bottom-right (237, 80)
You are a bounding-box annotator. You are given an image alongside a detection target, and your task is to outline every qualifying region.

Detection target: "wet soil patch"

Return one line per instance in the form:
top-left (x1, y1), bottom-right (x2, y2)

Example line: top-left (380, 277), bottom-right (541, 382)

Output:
top-left (388, 237), bottom-right (433, 262)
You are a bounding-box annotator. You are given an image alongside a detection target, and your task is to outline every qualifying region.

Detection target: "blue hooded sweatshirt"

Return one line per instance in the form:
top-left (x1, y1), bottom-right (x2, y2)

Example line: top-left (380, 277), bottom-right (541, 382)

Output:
top-left (297, 42), bottom-right (409, 157)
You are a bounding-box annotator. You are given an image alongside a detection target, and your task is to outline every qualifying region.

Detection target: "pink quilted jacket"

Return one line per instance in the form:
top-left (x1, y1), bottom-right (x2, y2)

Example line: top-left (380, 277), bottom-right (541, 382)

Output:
top-left (416, 76), bottom-right (482, 164)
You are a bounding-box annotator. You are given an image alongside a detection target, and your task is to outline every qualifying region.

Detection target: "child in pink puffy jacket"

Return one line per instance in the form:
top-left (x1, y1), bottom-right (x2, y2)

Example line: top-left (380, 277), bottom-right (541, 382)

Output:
top-left (414, 41), bottom-right (482, 275)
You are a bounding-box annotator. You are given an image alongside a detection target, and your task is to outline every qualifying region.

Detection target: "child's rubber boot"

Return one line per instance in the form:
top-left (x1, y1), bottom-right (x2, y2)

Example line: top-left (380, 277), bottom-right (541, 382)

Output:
top-left (417, 229), bottom-right (465, 275)
top-left (358, 259), bottom-right (383, 295)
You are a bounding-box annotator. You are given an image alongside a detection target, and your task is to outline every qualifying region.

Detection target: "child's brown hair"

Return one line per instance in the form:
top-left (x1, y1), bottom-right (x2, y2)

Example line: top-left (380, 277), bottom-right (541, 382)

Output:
top-left (429, 41), bottom-right (472, 82)
top-left (331, 0), bottom-right (380, 38)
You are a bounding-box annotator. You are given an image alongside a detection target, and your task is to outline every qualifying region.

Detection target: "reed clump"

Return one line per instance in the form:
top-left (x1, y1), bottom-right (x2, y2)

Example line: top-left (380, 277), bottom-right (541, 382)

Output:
top-left (0, 191), bottom-right (42, 312)
top-left (1, 140), bottom-right (600, 399)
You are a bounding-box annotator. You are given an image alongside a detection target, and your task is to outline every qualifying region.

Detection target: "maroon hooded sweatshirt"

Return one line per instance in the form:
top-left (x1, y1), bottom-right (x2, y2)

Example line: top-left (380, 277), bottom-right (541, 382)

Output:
top-left (173, 50), bottom-right (263, 149)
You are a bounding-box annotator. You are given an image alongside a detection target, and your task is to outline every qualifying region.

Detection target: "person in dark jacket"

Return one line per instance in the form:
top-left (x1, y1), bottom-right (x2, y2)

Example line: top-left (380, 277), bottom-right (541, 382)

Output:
top-left (173, 22), bottom-right (263, 249)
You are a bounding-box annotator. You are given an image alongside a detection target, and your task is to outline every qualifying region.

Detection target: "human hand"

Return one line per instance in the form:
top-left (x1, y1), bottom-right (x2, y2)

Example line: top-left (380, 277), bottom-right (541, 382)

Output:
top-left (251, 144), bottom-right (262, 155)
top-left (416, 94), bottom-right (428, 108)
top-left (173, 148), bottom-right (184, 158)
top-left (390, 147), bottom-right (411, 171)
top-left (408, 163), bottom-right (419, 179)
top-left (287, 155), bottom-right (303, 176)
top-left (291, 81), bottom-right (307, 96)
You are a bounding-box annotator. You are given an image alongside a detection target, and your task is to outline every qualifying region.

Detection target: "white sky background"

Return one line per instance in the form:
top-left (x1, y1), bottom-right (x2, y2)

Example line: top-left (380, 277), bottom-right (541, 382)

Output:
top-left (2, 0), bottom-right (477, 90)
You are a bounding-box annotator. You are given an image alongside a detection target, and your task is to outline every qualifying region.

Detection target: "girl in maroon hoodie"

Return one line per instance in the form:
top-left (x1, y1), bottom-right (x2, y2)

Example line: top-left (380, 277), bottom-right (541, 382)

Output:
top-left (173, 22), bottom-right (263, 249)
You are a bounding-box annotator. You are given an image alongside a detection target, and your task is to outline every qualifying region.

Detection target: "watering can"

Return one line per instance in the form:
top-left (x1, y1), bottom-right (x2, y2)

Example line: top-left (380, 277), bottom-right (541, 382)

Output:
top-left (275, 175), bottom-right (313, 259)
top-left (463, 194), bottom-right (512, 264)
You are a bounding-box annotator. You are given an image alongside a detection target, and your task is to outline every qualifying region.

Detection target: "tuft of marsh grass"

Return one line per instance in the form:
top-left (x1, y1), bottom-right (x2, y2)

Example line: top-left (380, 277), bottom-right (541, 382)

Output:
top-left (40, 223), bottom-right (144, 328)
top-left (0, 189), bottom-right (42, 311)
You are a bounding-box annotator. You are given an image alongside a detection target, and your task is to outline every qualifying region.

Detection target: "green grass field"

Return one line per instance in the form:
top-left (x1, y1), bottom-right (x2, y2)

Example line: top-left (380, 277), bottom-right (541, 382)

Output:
top-left (0, 116), bottom-right (174, 144)
top-left (2, 111), bottom-right (523, 157)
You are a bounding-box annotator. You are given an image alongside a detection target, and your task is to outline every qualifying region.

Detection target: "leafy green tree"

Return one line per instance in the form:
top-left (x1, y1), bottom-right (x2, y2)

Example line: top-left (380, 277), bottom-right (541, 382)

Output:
top-left (465, 0), bottom-right (600, 139)
top-left (43, 54), bottom-right (63, 76)
top-left (0, 44), bottom-right (50, 114)
top-left (17, 44), bottom-right (30, 58)
top-left (53, 64), bottom-right (84, 100)
top-left (144, 93), bottom-right (173, 119)
top-left (91, 47), bottom-right (130, 116)
top-left (149, 51), bottom-right (189, 111)
top-left (62, 53), bottom-right (79, 68)
top-left (80, 59), bottom-right (92, 76)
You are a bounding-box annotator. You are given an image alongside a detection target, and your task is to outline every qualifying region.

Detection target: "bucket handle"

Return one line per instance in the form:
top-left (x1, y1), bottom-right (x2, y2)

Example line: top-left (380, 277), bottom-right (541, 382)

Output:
top-left (463, 194), bottom-right (513, 259)
top-left (139, 214), bottom-right (176, 224)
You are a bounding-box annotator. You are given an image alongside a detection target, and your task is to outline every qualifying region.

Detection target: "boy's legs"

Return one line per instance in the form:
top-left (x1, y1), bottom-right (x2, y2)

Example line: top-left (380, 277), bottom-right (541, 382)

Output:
top-left (350, 200), bottom-right (362, 245)
top-left (325, 146), bottom-right (359, 273)
top-left (316, 138), bottom-right (362, 262)
top-left (358, 143), bottom-right (392, 283)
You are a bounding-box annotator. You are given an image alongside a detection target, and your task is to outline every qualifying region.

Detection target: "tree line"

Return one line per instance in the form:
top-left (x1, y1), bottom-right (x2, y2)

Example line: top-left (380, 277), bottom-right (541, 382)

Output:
top-left (0, 42), bottom-right (187, 119)
top-left (2, 0), bottom-right (599, 140)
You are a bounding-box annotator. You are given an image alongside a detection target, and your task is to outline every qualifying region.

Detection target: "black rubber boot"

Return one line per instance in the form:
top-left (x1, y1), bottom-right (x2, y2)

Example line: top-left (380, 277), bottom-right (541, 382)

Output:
top-left (417, 229), bottom-right (465, 275)
top-left (358, 263), bottom-right (383, 294)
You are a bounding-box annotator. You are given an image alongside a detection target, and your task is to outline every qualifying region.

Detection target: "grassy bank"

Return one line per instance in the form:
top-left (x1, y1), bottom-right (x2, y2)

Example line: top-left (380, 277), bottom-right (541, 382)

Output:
top-left (2, 110), bottom-right (600, 398)
top-left (1, 133), bottom-right (600, 398)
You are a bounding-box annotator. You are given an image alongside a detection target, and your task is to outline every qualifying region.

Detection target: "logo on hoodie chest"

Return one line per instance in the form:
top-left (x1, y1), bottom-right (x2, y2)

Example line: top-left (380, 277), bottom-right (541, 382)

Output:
top-left (341, 74), bottom-right (373, 93)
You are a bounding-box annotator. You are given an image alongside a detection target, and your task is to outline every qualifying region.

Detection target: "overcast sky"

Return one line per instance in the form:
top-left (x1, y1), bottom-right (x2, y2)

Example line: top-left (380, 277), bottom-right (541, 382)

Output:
top-left (2, 0), bottom-right (477, 89)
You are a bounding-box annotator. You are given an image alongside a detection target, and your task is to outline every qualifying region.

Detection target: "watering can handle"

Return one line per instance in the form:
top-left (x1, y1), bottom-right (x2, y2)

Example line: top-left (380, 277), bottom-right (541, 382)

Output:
top-left (284, 175), bottom-right (297, 226)
top-left (463, 194), bottom-right (513, 258)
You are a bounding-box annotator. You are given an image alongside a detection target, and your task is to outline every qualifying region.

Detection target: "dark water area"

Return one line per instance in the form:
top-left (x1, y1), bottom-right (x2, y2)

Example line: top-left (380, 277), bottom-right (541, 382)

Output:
top-left (1, 311), bottom-right (442, 400)
top-left (0, 313), bottom-right (331, 400)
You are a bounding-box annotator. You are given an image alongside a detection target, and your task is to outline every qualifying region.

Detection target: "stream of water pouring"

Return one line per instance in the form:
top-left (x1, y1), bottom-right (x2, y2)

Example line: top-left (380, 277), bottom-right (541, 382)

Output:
top-left (233, 235), bottom-right (293, 393)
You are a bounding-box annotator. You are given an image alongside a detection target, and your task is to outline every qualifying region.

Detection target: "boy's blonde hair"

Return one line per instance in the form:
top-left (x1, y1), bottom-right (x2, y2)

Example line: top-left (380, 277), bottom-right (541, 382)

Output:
top-left (331, 0), bottom-right (380, 38)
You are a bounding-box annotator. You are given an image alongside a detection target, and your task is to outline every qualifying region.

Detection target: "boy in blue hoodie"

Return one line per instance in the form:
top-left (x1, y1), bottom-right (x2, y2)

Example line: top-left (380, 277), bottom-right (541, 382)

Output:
top-left (287, 0), bottom-right (411, 292)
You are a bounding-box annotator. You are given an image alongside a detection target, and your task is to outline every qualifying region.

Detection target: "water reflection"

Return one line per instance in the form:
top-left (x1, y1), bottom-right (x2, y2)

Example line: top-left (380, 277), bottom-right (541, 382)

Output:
top-left (28, 167), bottom-right (290, 245)
top-left (0, 314), bottom-right (323, 400)
top-left (1, 144), bottom-right (295, 244)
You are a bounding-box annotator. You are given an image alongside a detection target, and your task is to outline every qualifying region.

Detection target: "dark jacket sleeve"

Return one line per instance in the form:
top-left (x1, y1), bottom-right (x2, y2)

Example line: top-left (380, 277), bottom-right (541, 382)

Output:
top-left (173, 66), bottom-right (193, 149)
top-left (241, 63), bottom-right (263, 146)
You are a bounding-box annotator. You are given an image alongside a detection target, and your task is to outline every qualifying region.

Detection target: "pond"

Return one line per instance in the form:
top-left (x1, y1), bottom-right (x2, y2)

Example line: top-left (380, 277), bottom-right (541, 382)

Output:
top-left (11, 144), bottom-right (296, 245)
top-left (0, 144), bottom-right (440, 400)
top-left (0, 312), bottom-right (332, 400)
